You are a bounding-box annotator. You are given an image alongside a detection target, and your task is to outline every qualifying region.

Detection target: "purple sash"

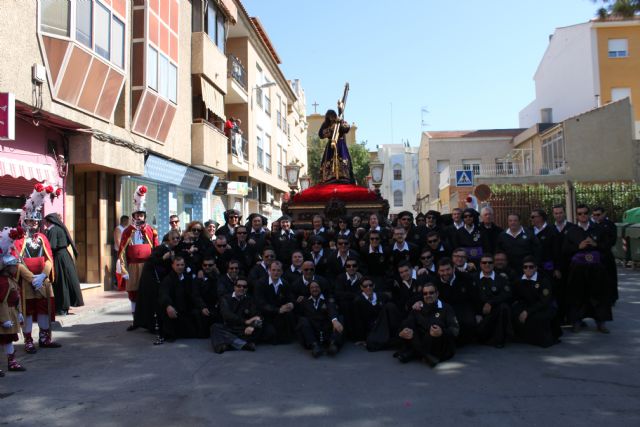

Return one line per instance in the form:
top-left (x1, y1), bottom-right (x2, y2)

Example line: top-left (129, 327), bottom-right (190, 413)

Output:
top-left (463, 246), bottom-right (483, 260)
top-left (571, 251), bottom-right (600, 265)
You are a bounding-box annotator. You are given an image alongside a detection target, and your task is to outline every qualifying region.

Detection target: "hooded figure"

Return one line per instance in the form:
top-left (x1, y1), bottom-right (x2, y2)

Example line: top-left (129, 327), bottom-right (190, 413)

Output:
top-left (44, 213), bottom-right (84, 315)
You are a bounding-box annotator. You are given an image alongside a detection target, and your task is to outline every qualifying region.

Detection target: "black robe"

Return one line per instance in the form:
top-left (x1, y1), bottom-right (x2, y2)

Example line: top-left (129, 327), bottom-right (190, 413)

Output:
top-left (134, 244), bottom-right (173, 331)
top-left (46, 224), bottom-right (84, 312)
top-left (512, 274), bottom-right (558, 348)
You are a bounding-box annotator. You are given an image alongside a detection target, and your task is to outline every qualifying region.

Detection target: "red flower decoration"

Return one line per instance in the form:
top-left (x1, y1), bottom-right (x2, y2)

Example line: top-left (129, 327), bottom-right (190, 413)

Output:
top-left (139, 186), bottom-right (147, 195)
top-left (45, 185), bottom-right (54, 194)
top-left (55, 188), bottom-right (62, 197)
top-left (35, 183), bottom-right (45, 192)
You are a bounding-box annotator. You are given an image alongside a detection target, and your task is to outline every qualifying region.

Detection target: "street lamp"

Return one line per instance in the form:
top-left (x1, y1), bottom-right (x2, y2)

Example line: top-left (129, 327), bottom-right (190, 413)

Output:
top-left (299, 173), bottom-right (311, 192)
top-left (252, 81), bottom-right (277, 109)
top-left (369, 157), bottom-right (384, 192)
top-left (285, 160), bottom-right (301, 194)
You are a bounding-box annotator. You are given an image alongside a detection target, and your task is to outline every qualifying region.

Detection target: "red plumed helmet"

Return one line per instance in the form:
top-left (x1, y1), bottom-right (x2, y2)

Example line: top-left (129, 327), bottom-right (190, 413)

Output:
top-left (139, 186), bottom-right (148, 195)
top-left (35, 183), bottom-right (45, 192)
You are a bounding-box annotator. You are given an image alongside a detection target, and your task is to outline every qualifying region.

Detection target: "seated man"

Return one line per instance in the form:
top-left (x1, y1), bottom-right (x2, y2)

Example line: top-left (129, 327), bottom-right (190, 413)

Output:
top-left (396, 283), bottom-right (459, 367)
top-left (476, 254), bottom-right (513, 348)
top-left (291, 261), bottom-right (332, 302)
top-left (217, 259), bottom-right (240, 298)
top-left (391, 261), bottom-right (424, 316)
top-left (353, 277), bottom-right (401, 351)
top-left (158, 256), bottom-right (197, 341)
top-left (191, 256), bottom-right (220, 338)
top-left (296, 281), bottom-right (344, 358)
top-left (211, 277), bottom-right (265, 353)
top-left (334, 257), bottom-right (363, 340)
top-left (254, 261), bottom-right (296, 344)
top-left (512, 256), bottom-right (560, 348)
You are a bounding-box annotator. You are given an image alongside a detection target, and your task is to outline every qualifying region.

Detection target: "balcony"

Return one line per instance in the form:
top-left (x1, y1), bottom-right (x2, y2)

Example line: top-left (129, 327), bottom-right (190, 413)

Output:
top-left (448, 162), bottom-right (567, 184)
top-left (228, 133), bottom-right (249, 172)
top-left (191, 121), bottom-right (228, 173)
top-left (226, 54), bottom-right (248, 104)
top-left (191, 32), bottom-right (227, 94)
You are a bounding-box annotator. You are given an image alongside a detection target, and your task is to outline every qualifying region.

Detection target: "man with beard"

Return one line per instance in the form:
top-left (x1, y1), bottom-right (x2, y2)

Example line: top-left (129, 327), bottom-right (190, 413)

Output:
top-left (119, 186), bottom-right (159, 330)
top-left (291, 260), bottom-right (332, 302)
top-left (43, 213), bottom-right (84, 315)
top-left (433, 258), bottom-right (479, 346)
top-left (396, 283), bottom-right (459, 367)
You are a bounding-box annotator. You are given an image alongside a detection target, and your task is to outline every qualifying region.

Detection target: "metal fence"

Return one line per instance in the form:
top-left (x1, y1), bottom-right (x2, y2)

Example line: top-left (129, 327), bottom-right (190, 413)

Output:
top-left (487, 182), bottom-right (640, 227)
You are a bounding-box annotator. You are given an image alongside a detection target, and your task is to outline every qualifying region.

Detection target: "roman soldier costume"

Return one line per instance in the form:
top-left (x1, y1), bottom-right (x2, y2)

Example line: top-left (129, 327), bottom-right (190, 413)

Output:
top-left (118, 185), bottom-right (159, 328)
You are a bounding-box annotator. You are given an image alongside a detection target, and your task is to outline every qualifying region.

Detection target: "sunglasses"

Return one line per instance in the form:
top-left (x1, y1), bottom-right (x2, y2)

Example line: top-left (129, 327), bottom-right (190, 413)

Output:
top-left (577, 211), bottom-right (589, 216)
top-left (421, 255), bottom-right (433, 260)
top-left (192, 229), bottom-right (202, 232)
top-left (523, 265), bottom-right (536, 270)
top-left (370, 237), bottom-right (380, 241)
top-left (236, 231), bottom-right (247, 234)
top-left (423, 291), bottom-right (437, 296)
top-left (361, 283), bottom-right (374, 288)
top-left (480, 261), bottom-right (493, 265)
top-left (463, 215), bottom-right (473, 218)
top-left (202, 264), bottom-right (215, 268)
top-left (216, 244), bottom-right (226, 248)
top-left (303, 268), bottom-right (315, 272)
top-left (263, 254), bottom-right (275, 258)
top-left (228, 266), bottom-right (239, 270)
top-left (530, 215), bottom-right (539, 219)
top-left (427, 239), bottom-right (439, 244)
top-left (338, 242), bottom-right (349, 246)
top-left (170, 220), bottom-right (179, 224)
top-left (234, 284), bottom-right (248, 288)
top-left (345, 264), bottom-right (357, 268)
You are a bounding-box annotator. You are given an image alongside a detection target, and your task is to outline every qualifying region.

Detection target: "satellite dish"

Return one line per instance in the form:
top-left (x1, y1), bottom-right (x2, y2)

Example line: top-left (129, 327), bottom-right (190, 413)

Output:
top-left (474, 184), bottom-right (492, 202)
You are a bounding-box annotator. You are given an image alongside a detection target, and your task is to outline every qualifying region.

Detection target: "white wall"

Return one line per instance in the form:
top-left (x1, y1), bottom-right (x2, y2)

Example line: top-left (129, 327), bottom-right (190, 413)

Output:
top-left (519, 23), bottom-right (600, 127)
top-left (378, 144), bottom-right (419, 214)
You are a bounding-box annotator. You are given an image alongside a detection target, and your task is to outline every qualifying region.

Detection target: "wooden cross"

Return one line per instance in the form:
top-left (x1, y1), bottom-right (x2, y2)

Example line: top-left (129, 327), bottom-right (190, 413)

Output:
top-left (312, 101), bottom-right (319, 114)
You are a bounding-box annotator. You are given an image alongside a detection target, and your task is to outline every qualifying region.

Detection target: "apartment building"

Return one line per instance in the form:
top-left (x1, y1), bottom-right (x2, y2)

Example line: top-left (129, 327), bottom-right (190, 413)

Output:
top-left (0, 0), bottom-right (306, 288)
top-left (376, 144), bottom-right (419, 216)
top-left (520, 17), bottom-right (640, 138)
top-left (417, 129), bottom-right (524, 213)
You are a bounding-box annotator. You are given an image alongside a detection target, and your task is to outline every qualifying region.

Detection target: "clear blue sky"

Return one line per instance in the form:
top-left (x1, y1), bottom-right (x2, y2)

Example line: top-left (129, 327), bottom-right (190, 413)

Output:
top-left (241, 0), bottom-right (600, 148)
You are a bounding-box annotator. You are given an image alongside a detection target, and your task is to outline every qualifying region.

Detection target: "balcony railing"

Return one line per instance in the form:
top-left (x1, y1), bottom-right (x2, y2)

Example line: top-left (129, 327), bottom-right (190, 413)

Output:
top-left (228, 133), bottom-right (248, 161)
top-left (448, 162), bottom-right (567, 179)
top-left (228, 54), bottom-right (247, 90)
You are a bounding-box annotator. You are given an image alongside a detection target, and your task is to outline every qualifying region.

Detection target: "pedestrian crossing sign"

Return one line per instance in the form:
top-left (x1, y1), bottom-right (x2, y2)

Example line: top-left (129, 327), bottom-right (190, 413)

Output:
top-left (455, 170), bottom-right (474, 187)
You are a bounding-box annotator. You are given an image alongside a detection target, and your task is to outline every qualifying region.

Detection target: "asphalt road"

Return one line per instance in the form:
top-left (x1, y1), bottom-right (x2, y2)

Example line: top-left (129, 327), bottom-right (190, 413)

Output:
top-left (2, 269), bottom-right (640, 426)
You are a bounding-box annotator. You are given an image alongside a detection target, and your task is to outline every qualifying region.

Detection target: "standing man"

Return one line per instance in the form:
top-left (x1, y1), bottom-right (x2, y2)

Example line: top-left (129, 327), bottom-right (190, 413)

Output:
top-left (479, 206), bottom-right (503, 254)
top-left (118, 185), bottom-right (159, 331)
top-left (113, 215), bottom-right (129, 290)
top-left (591, 206), bottom-right (618, 304)
top-left (216, 209), bottom-right (241, 242)
top-left (44, 213), bottom-right (84, 316)
top-left (496, 213), bottom-right (538, 273)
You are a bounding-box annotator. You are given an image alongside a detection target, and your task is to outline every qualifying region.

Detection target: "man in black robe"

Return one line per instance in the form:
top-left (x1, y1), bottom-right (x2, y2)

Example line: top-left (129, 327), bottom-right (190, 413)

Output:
top-left (254, 260), bottom-right (296, 344)
top-left (475, 254), bottom-right (513, 348)
top-left (158, 256), bottom-right (197, 340)
top-left (211, 277), bottom-right (265, 353)
top-left (395, 283), bottom-right (459, 367)
top-left (191, 256), bottom-right (220, 338)
top-left (43, 213), bottom-right (84, 315)
top-left (296, 281), bottom-right (344, 357)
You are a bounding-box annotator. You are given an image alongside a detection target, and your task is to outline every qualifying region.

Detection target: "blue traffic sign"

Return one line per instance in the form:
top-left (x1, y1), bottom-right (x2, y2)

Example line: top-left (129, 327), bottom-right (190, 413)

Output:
top-left (455, 170), bottom-right (474, 187)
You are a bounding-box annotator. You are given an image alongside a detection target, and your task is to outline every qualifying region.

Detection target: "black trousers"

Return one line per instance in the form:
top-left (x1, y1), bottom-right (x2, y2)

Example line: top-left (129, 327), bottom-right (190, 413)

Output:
top-left (477, 303), bottom-right (512, 346)
top-left (296, 317), bottom-right (343, 349)
top-left (403, 331), bottom-right (456, 362)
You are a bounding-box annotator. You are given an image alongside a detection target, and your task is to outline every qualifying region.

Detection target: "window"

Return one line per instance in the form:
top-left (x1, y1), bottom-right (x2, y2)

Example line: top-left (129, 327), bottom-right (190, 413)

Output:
top-left (277, 145), bottom-right (283, 179)
top-left (608, 39), bottom-right (628, 58)
top-left (168, 63), bottom-right (177, 103)
top-left (158, 53), bottom-right (169, 99)
top-left (393, 190), bottom-right (403, 207)
top-left (147, 46), bottom-right (158, 90)
top-left (205, 1), bottom-right (226, 51)
top-left (40, 0), bottom-right (70, 37)
top-left (94, 2), bottom-right (111, 61)
top-left (283, 149), bottom-right (288, 178)
top-left (393, 165), bottom-right (402, 180)
top-left (265, 135), bottom-right (272, 173)
top-left (265, 95), bottom-right (271, 116)
top-left (111, 15), bottom-right (124, 68)
top-left (257, 135), bottom-right (264, 169)
top-left (462, 159), bottom-right (481, 176)
top-left (256, 87), bottom-right (263, 108)
top-left (542, 130), bottom-right (565, 172)
top-left (611, 87), bottom-right (631, 102)
top-left (276, 95), bottom-right (282, 129)
top-left (495, 159), bottom-right (515, 175)
top-left (76, 0), bottom-right (92, 48)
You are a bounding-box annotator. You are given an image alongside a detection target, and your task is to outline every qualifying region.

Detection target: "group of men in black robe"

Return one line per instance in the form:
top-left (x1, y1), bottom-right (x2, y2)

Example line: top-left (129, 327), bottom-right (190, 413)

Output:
top-left (129, 204), bottom-right (618, 367)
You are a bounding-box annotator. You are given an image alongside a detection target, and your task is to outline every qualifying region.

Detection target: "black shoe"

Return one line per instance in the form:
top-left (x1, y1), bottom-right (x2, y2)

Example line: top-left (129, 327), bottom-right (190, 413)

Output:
top-left (126, 324), bottom-right (138, 332)
top-left (397, 351), bottom-right (413, 364)
top-left (326, 342), bottom-right (338, 356)
top-left (213, 344), bottom-right (227, 354)
top-left (311, 343), bottom-right (323, 358)
top-left (596, 323), bottom-right (610, 334)
top-left (242, 342), bottom-right (256, 352)
top-left (424, 354), bottom-right (440, 368)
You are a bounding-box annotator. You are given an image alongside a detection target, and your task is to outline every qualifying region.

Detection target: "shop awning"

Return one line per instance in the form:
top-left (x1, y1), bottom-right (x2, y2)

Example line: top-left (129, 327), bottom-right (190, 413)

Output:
top-left (0, 157), bottom-right (58, 183)
top-left (144, 154), bottom-right (211, 192)
top-left (201, 77), bottom-right (226, 120)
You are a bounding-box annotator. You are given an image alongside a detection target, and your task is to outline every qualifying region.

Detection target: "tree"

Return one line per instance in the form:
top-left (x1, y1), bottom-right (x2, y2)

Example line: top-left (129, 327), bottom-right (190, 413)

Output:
top-left (306, 136), bottom-right (372, 187)
top-left (594, 0), bottom-right (640, 18)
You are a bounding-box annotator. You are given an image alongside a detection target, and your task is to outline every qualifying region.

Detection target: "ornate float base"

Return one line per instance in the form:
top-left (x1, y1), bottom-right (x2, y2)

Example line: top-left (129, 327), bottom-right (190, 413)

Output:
top-left (282, 183), bottom-right (389, 229)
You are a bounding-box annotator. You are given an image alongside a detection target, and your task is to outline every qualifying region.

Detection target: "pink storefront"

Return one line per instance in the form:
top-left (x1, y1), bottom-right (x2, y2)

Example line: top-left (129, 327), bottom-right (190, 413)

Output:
top-left (0, 117), bottom-right (66, 228)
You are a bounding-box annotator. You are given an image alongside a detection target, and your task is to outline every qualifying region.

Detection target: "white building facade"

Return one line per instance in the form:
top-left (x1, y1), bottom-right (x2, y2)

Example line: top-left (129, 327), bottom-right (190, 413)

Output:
top-left (377, 144), bottom-right (419, 216)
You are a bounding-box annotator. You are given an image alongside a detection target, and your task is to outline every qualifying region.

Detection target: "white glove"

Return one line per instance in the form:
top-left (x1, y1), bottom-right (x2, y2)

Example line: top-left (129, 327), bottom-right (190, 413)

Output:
top-left (32, 273), bottom-right (47, 289)
top-left (122, 274), bottom-right (129, 280)
top-left (18, 313), bottom-right (24, 324)
top-left (2, 320), bottom-right (13, 329)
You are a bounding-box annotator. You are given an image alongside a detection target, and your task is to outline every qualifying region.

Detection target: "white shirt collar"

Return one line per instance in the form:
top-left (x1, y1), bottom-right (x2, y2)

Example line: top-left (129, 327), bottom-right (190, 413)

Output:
top-left (555, 220), bottom-right (567, 231)
top-left (578, 221), bottom-right (591, 231)
top-left (480, 271), bottom-right (495, 280)
top-left (363, 292), bottom-right (377, 305)
top-left (269, 277), bottom-right (283, 288)
top-left (290, 264), bottom-right (301, 273)
top-left (340, 229), bottom-right (351, 236)
top-left (369, 245), bottom-right (383, 253)
top-left (454, 221), bottom-right (464, 229)
top-left (534, 223), bottom-right (547, 235)
top-left (464, 224), bottom-right (475, 233)
top-left (281, 229), bottom-right (294, 236)
top-left (393, 241), bottom-right (409, 251)
top-left (314, 227), bottom-right (325, 234)
top-left (506, 227), bottom-right (524, 238)
top-left (521, 272), bottom-right (538, 281)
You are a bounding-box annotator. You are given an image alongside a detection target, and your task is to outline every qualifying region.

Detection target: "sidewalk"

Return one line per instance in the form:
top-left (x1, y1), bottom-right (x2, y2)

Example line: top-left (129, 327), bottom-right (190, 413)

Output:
top-left (54, 287), bottom-right (129, 327)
